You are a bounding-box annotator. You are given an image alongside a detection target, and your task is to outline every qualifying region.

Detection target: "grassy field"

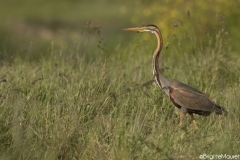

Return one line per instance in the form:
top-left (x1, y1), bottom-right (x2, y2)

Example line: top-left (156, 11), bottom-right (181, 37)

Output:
top-left (0, 1), bottom-right (240, 160)
top-left (0, 22), bottom-right (240, 159)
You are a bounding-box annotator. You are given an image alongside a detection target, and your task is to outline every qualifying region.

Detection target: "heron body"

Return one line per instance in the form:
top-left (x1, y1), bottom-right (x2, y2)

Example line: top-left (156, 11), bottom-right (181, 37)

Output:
top-left (124, 24), bottom-right (227, 127)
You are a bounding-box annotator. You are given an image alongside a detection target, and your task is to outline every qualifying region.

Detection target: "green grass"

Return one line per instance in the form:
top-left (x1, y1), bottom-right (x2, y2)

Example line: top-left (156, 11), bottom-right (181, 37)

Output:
top-left (0, 22), bottom-right (239, 160)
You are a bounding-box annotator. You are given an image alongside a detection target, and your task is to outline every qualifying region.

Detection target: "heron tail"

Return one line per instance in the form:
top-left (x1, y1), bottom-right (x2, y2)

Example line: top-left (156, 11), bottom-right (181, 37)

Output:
top-left (215, 105), bottom-right (228, 116)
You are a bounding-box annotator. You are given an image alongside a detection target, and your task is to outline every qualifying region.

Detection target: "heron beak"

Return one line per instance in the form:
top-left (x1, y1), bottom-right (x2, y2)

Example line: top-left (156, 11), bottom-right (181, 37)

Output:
top-left (123, 27), bottom-right (146, 32)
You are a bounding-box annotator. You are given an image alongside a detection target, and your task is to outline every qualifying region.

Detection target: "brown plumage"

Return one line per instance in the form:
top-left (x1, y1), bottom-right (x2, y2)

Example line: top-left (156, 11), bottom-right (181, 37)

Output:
top-left (124, 24), bottom-right (227, 127)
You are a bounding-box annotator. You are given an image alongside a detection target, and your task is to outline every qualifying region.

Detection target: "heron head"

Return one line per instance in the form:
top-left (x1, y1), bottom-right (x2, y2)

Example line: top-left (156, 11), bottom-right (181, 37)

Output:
top-left (123, 24), bottom-right (159, 33)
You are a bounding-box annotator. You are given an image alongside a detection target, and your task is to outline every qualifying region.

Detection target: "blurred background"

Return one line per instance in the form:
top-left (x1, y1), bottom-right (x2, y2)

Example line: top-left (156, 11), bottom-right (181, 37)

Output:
top-left (0, 0), bottom-right (239, 61)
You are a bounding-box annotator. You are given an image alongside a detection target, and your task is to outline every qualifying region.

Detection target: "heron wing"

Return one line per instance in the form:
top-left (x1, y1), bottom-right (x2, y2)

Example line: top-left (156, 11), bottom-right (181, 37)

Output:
top-left (168, 79), bottom-right (204, 94)
top-left (170, 88), bottom-right (216, 113)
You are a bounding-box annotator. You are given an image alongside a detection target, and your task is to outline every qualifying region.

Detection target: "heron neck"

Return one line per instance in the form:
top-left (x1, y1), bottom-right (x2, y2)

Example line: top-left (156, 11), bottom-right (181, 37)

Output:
top-left (152, 31), bottom-right (170, 91)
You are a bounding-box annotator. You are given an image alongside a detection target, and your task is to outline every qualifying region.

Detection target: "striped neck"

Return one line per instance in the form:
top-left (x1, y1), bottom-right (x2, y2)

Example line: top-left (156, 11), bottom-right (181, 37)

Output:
top-left (151, 29), bottom-right (170, 95)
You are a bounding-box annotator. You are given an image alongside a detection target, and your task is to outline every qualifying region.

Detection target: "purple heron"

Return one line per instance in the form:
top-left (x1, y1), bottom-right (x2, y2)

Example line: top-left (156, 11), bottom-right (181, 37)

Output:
top-left (123, 24), bottom-right (227, 127)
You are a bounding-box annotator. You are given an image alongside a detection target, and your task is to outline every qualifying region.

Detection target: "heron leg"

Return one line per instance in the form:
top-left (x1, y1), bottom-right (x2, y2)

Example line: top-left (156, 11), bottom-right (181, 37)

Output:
top-left (179, 110), bottom-right (186, 127)
top-left (189, 113), bottom-right (198, 129)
